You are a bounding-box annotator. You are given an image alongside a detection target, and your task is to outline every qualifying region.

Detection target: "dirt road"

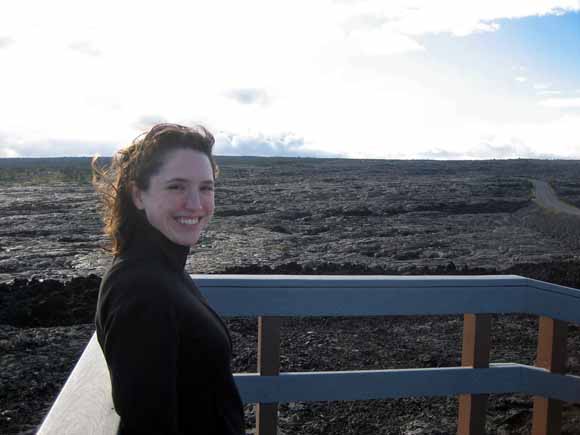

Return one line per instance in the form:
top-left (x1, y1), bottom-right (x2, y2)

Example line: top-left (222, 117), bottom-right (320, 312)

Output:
top-left (531, 179), bottom-right (580, 217)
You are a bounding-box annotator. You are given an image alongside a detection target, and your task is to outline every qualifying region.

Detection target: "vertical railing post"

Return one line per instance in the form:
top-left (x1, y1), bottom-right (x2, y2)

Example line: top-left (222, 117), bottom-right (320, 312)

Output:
top-left (531, 316), bottom-right (568, 435)
top-left (256, 316), bottom-right (281, 435)
top-left (457, 314), bottom-right (491, 435)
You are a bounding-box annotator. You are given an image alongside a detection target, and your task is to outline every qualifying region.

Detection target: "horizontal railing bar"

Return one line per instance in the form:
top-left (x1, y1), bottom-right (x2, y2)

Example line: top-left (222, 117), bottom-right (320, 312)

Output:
top-left (525, 289), bottom-right (580, 324)
top-left (524, 367), bottom-right (580, 403)
top-left (530, 285), bottom-right (580, 300)
top-left (235, 364), bottom-right (523, 403)
top-left (234, 364), bottom-right (580, 404)
top-left (201, 286), bottom-right (527, 316)
top-left (193, 275), bottom-right (580, 323)
top-left (194, 274), bottom-right (530, 288)
top-left (527, 278), bottom-right (580, 299)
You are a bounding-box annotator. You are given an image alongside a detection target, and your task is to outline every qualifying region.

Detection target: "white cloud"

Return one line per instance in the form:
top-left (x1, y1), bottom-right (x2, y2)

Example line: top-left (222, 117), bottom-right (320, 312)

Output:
top-left (132, 115), bottom-right (169, 132)
top-left (0, 36), bottom-right (14, 49)
top-left (337, 0), bottom-right (580, 37)
top-left (68, 41), bottom-right (102, 57)
top-left (537, 90), bottom-right (562, 96)
top-left (345, 27), bottom-right (425, 55)
top-left (515, 76), bottom-right (528, 83)
top-left (0, 0), bottom-right (579, 160)
top-left (418, 142), bottom-right (560, 160)
top-left (225, 89), bottom-right (270, 106)
top-left (539, 98), bottom-right (580, 108)
top-left (215, 131), bottom-right (341, 158)
top-left (358, 106), bottom-right (580, 160)
top-left (464, 140), bottom-right (558, 160)
top-left (0, 149), bottom-right (20, 158)
top-left (474, 115), bottom-right (580, 159)
top-left (0, 130), bottom-right (118, 157)
top-left (534, 82), bottom-right (553, 90)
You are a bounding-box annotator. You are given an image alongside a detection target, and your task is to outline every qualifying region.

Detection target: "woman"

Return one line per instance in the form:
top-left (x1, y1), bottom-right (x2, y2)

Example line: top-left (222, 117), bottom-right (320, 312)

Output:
top-left (93, 123), bottom-right (245, 434)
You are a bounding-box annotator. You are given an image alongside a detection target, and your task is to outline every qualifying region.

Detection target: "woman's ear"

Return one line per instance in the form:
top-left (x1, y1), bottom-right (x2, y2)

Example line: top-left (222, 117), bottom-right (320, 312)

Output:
top-left (130, 182), bottom-right (145, 210)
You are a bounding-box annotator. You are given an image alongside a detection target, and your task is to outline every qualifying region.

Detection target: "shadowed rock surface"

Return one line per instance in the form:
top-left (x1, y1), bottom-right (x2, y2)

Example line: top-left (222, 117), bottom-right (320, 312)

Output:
top-left (1, 157), bottom-right (580, 434)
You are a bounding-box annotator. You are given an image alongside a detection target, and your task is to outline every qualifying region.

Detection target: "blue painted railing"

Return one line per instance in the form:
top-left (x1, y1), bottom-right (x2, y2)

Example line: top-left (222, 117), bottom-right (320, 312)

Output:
top-left (196, 274), bottom-right (580, 320)
top-left (38, 275), bottom-right (580, 435)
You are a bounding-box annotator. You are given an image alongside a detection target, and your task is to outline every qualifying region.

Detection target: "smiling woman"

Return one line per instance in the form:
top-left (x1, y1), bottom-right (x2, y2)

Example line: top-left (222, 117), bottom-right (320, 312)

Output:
top-left (91, 124), bottom-right (245, 435)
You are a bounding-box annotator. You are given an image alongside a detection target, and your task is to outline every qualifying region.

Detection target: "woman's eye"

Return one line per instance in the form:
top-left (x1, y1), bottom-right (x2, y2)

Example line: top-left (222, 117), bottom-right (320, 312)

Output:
top-left (202, 185), bottom-right (214, 192)
top-left (168, 185), bottom-right (184, 191)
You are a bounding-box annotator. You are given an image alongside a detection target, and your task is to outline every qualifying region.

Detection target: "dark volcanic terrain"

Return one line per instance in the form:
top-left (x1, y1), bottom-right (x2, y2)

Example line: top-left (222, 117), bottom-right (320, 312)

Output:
top-left (2, 158), bottom-right (580, 282)
top-left (1, 157), bottom-right (580, 434)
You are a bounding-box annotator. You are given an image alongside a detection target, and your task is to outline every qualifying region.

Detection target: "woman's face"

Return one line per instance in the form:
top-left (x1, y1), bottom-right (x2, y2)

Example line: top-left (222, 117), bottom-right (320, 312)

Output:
top-left (131, 148), bottom-right (215, 247)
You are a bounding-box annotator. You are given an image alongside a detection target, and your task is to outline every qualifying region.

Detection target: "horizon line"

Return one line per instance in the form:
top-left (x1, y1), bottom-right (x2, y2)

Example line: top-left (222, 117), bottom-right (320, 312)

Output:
top-left (1, 155), bottom-right (579, 162)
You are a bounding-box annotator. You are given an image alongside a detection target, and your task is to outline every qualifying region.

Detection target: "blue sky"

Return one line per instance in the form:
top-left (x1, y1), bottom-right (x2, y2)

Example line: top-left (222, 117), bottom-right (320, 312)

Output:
top-left (422, 12), bottom-right (580, 95)
top-left (0, 1), bottom-right (579, 159)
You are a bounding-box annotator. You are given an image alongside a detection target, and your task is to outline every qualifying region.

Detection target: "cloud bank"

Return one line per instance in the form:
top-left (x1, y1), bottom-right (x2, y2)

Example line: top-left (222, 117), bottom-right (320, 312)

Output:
top-left (68, 41), bottom-right (102, 57)
top-left (0, 1), bottom-right (578, 160)
top-left (419, 141), bottom-right (564, 160)
top-left (0, 36), bottom-right (14, 49)
top-left (215, 132), bottom-right (342, 158)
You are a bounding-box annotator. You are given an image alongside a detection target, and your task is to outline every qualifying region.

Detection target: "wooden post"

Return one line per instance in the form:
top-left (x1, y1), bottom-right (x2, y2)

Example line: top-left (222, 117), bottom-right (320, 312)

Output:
top-left (457, 314), bottom-right (491, 435)
top-left (531, 316), bottom-right (568, 435)
top-left (256, 316), bottom-right (281, 435)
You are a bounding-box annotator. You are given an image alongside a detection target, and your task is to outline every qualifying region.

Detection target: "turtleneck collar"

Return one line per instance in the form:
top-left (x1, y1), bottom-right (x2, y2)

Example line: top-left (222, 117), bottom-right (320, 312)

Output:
top-left (123, 214), bottom-right (190, 272)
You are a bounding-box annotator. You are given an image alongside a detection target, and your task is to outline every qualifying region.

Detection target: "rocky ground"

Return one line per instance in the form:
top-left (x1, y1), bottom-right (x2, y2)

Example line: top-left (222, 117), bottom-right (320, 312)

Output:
top-left (553, 178), bottom-right (580, 212)
top-left (1, 157), bottom-right (580, 434)
top-left (2, 157), bottom-right (580, 283)
top-left (2, 263), bottom-right (580, 435)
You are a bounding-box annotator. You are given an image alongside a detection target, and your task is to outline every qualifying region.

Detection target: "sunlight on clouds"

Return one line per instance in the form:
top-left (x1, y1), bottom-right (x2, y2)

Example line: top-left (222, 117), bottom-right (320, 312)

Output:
top-left (0, 147), bottom-right (20, 158)
top-left (0, 36), bottom-right (14, 48)
top-left (501, 114), bottom-right (580, 158)
top-left (0, 0), bottom-right (579, 158)
top-left (539, 98), bottom-right (580, 108)
top-left (214, 131), bottom-right (338, 158)
top-left (345, 27), bottom-right (425, 55)
top-left (377, 0), bottom-right (580, 36)
top-left (537, 90), bottom-right (562, 95)
top-left (407, 114), bottom-right (580, 160)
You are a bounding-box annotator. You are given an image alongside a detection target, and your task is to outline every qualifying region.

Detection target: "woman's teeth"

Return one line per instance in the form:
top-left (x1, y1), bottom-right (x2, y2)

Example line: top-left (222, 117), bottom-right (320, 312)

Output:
top-left (177, 217), bottom-right (199, 225)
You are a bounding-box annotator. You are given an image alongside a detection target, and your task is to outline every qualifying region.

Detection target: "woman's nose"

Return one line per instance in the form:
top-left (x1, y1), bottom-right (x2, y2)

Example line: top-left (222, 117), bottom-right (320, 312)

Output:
top-left (185, 191), bottom-right (201, 209)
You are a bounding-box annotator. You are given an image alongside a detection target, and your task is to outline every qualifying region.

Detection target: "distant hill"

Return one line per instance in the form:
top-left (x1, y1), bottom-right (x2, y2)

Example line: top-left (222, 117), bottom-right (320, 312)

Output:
top-left (0, 156), bottom-right (578, 179)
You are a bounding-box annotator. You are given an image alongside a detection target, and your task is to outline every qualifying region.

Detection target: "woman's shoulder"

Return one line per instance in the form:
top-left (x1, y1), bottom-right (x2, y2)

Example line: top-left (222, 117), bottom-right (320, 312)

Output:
top-left (95, 258), bottom-right (183, 352)
top-left (100, 256), bottom-right (179, 306)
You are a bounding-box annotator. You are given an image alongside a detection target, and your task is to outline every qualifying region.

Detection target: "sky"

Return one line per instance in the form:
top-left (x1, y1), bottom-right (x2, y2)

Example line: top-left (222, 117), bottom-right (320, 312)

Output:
top-left (1, 0), bottom-right (579, 160)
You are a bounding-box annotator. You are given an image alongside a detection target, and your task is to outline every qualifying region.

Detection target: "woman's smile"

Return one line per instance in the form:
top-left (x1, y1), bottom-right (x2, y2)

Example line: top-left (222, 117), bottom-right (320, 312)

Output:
top-left (176, 216), bottom-right (200, 225)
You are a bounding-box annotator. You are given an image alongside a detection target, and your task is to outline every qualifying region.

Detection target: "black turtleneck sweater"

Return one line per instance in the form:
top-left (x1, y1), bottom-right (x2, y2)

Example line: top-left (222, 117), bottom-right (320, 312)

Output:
top-left (95, 220), bottom-right (245, 435)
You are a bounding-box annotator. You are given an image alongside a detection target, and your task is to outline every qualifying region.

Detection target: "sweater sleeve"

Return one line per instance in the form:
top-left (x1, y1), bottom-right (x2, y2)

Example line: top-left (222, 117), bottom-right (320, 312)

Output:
top-left (101, 274), bottom-right (182, 435)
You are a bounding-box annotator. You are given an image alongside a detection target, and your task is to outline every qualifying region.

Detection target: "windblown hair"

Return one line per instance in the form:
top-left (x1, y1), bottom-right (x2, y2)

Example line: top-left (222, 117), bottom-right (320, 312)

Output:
top-left (92, 123), bottom-right (219, 256)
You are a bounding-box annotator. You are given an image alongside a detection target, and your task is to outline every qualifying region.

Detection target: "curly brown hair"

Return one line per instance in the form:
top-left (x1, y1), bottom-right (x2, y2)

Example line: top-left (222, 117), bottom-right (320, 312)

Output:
top-left (92, 123), bottom-right (219, 256)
